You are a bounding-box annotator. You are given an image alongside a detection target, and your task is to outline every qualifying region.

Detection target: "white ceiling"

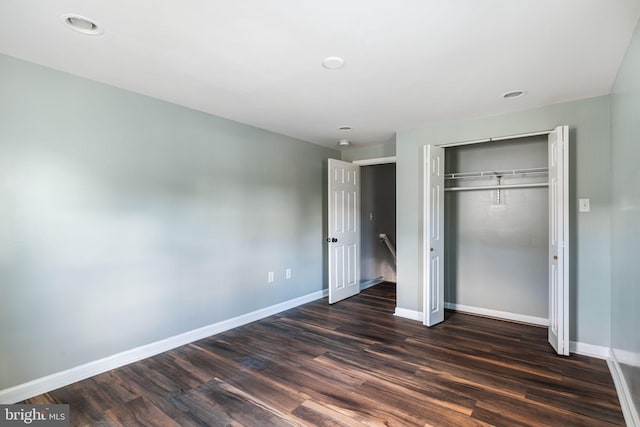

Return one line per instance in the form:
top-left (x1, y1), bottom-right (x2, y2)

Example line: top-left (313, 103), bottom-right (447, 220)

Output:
top-left (1, 1), bottom-right (639, 149)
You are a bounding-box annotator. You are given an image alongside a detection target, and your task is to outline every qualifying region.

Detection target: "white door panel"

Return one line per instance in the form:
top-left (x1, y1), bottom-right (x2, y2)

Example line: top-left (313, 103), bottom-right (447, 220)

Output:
top-left (328, 159), bottom-right (360, 304)
top-left (548, 125), bottom-right (570, 356)
top-left (424, 145), bottom-right (445, 326)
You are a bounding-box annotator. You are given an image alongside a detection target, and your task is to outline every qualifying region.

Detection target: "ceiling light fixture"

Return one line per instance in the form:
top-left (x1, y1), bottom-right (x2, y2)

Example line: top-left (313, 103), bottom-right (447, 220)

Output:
top-left (61, 14), bottom-right (103, 35)
top-left (338, 139), bottom-right (351, 146)
top-left (322, 56), bottom-right (345, 70)
top-left (502, 90), bottom-right (526, 99)
top-left (338, 125), bottom-right (352, 131)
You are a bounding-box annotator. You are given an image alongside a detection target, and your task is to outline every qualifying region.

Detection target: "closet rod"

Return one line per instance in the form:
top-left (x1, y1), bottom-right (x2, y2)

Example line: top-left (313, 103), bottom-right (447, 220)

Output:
top-left (445, 167), bottom-right (548, 180)
top-left (445, 182), bottom-right (549, 192)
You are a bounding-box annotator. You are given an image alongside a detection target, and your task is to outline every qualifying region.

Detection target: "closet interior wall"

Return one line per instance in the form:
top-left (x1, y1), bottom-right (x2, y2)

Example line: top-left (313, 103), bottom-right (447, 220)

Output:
top-left (444, 136), bottom-right (548, 319)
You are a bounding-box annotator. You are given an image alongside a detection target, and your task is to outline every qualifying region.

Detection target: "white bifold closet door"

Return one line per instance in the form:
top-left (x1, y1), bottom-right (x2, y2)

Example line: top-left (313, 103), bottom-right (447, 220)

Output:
top-left (422, 125), bottom-right (570, 356)
top-left (423, 145), bottom-right (445, 327)
top-left (548, 125), bottom-right (570, 356)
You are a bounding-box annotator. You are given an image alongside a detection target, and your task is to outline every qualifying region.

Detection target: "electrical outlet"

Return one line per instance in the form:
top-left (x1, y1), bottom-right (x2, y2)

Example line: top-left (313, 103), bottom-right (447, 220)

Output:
top-left (268, 272), bottom-right (274, 283)
top-left (285, 268), bottom-right (292, 279)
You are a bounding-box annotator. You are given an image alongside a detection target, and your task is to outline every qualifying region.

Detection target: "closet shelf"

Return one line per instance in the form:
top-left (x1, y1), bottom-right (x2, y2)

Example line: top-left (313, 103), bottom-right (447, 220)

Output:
top-left (445, 167), bottom-right (548, 180)
top-left (445, 182), bottom-right (549, 192)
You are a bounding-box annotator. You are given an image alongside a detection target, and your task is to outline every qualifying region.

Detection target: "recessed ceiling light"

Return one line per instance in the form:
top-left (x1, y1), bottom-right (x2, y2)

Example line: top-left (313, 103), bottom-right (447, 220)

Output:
top-left (61, 14), bottom-right (103, 35)
top-left (338, 139), bottom-right (351, 146)
top-left (502, 90), bottom-right (526, 99)
top-left (338, 126), bottom-right (352, 131)
top-left (322, 56), bottom-right (345, 70)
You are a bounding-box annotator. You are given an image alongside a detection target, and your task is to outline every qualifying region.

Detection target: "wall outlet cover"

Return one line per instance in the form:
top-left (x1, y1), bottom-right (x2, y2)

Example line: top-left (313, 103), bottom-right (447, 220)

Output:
top-left (579, 198), bottom-right (591, 212)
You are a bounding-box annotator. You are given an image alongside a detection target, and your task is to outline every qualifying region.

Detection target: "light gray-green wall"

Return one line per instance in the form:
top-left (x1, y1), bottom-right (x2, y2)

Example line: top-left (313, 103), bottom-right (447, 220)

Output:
top-left (397, 96), bottom-right (611, 347)
top-left (0, 54), bottom-right (338, 390)
top-left (610, 19), bottom-right (640, 417)
top-left (444, 137), bottom-right (548, 319)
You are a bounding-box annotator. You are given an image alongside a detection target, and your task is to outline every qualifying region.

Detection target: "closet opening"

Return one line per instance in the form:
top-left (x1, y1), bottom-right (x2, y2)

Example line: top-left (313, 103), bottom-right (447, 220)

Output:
top-left (444, 136), bottom-right (549, 325)
top-left (423, 126), bottom-right (569, 355)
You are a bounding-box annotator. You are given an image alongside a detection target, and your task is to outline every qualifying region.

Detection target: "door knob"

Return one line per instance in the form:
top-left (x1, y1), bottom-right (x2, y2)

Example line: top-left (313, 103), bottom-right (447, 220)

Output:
top-left (430, 247), bottom-right (434, 252)
top-left (553, 255), bottom-right (558, 260)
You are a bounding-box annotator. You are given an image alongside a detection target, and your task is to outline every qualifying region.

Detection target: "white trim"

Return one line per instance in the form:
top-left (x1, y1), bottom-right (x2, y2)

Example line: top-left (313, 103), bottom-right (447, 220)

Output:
top-left (612, 348), bottom-right (640, 367)
top-left (437, 138), bottom-right (490, 148)
top-left (422, 145), bottom-right (429, 325)
top-left (444, 303), bottom-right (548, 326)
top-left (608, 350), bottom-right (640, 427)
top-left (569, 341), bottom-right (610, 359)
top-left (352, 156), bottom-right (396, 166)
top-left (0, 289), bottom-right (328, 404)
top-left (393, 307), bottom-right (423, 322)
top-left (360, 276), bottom-right (385, 290)
top-left (436, 130), bottom-right (552, 148)
top-left (492, 130), bottom-right (552, 141)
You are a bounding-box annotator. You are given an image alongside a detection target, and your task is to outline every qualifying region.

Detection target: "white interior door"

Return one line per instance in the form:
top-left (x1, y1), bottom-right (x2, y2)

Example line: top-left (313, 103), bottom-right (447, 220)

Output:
top-left (548, 126), bottom-right (570, 355)
top-left (423, 145), bottom-right (445, 326)
top-left (328, 159), bottom-right (360, 304)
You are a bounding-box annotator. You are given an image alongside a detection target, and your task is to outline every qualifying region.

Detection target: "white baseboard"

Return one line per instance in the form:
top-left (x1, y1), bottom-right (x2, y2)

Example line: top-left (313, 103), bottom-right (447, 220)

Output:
top-left (608, 350), bottom-right (640, 427)
top-left (444, 302), bottom-right (548, 327)
top-left (0, 289), bottom-right (328, 404)
top-left (569, 341), bottom-right (610, 359)
top-left (360, 276), bottom-right (385, 291)
top-left (394, 307), bottom-right (422, 322)
top-left (612, 348), bottom-right (640, 368)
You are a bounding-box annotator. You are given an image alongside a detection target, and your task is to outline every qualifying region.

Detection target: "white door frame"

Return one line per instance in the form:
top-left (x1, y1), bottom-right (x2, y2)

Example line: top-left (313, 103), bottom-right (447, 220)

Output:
top-left (421, 128), bottom-right (570, 355)
top-left (352, 156), bottom-right (397, 166)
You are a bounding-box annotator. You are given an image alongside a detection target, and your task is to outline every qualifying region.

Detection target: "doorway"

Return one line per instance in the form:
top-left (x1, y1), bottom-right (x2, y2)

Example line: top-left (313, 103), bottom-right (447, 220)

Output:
top-left (360, 163), bottom-right (397, 288)
top-left (327, 156), bottom-right (397, 305)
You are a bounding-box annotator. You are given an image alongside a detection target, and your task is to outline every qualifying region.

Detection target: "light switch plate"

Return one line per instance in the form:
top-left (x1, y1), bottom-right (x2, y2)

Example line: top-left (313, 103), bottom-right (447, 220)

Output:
top-left (579, 198), bottom-right (590, 212)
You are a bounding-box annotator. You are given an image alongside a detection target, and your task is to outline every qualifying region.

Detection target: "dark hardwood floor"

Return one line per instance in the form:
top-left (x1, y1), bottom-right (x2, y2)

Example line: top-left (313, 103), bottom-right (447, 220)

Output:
top-left (24, 283), bottom-right (624, 426)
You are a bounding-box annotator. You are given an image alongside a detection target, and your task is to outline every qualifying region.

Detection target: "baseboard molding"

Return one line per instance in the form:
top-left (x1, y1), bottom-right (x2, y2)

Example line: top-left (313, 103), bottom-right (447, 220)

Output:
top-left (569, 341), bottom-right (610, 359)
top-left (360, 276), bottom-right (385, 291)
top-left (608, 350), bottom-right (640, 427)
top-left (444, 302), bottom-right (548, 327)
top-left (612, 348), bottom-right (640, 368)
top-left (394, 307), bottom-right (422, 322)
top-left (0, 289), bottom-right (328, 404)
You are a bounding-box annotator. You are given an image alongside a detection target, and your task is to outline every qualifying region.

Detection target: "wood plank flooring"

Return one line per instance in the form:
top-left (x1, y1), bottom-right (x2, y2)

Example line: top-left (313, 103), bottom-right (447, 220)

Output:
top-left (23, 283), bottom-right (625, 426)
